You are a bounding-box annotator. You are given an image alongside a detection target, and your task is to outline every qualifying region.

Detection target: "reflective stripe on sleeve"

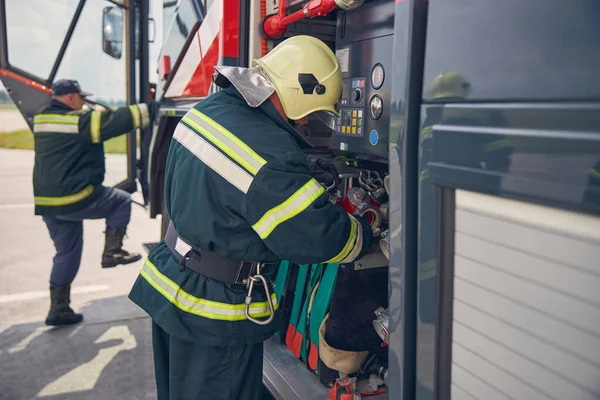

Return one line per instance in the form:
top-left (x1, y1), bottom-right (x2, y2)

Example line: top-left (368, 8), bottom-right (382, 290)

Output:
top-left (183, 108), bottom-right (266, 176)
top-left (90, 111), bottom-right (102, 143)
top-left (140, 259), bottom-right (278, 321)
top-left (129, 104), bottom-right (141, 128)
top-left (172, 123), bottom-right (254, 193)
top-left (588, 168), bottom-right (600, 179)
top-left (34, 185), bottom-right (95, 206)
top-left (138, 103), bottom-right (150, 127)
top-left (325, 214), bottom-right (363, 264)
top-left (252, 178), bottom-right (325, 240)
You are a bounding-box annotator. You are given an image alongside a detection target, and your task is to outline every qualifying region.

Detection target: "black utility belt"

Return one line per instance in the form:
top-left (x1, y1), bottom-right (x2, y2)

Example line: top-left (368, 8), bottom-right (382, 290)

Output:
top-left (164, 221), bottom-right (276, 287)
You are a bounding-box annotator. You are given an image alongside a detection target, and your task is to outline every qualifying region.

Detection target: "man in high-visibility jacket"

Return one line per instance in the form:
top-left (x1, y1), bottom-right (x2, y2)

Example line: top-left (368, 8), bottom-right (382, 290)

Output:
top-left (34, 79), bottom-right (153, 326)
top-left (128, 36), bottom-right (373, 400)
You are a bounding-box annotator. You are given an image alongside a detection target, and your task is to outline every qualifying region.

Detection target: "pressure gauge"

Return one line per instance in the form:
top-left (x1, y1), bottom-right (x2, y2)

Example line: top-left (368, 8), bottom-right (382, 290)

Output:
top-left (371, 63), bottom-right (385, 89)
top-left (369, 95), bottom-right (383, 120)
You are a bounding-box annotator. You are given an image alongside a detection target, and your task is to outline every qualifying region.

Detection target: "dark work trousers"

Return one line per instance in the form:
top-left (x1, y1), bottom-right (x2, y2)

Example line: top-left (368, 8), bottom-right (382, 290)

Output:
top-left (42, 187), bottom-right (132, 286)
top-left (152, 322), bottom-right (264, 400)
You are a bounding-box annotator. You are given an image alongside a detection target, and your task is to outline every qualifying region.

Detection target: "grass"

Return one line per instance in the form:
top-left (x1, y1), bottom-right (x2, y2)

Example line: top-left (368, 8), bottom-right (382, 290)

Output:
top-left (0, 129), bottom-right (33, 150)
top-left (0, 129), bottom-right (134, 154)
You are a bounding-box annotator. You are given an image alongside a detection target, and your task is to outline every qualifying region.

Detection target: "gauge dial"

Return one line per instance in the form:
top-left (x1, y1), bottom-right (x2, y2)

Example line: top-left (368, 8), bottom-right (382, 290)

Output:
top-left (369, 95), bottom-right (383, 120)
top-left (371, 64), bottom-right (385, 89)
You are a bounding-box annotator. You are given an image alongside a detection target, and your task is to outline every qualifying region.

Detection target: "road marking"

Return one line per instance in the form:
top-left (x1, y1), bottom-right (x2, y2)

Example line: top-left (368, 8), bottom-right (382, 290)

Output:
top-left (8, 326), bottom-right (51, 354)
top-left (37, 325), bottom-right (137, 397)
top-left (68, 325), bottom-right (84, 340)
top-left (0, 285), bottom-right (110, 304)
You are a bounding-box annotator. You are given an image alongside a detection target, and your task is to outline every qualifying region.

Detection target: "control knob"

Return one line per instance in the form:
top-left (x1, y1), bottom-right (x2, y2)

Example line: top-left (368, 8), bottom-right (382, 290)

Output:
top-left (352, 88), bottom-right (362, 103)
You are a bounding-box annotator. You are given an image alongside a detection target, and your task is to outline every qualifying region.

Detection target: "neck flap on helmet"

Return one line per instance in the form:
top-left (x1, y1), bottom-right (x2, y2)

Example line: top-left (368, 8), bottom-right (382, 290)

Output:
top-left (213, 65), bottom-right (275, 108)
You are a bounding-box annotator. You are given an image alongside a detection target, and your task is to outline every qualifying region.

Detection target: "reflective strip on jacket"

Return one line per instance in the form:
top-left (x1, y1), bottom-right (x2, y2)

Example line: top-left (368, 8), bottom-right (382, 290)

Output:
top-left (32, 100), bottom-right (149, 215)
top-left (128, 87), bottom-right (372, 345)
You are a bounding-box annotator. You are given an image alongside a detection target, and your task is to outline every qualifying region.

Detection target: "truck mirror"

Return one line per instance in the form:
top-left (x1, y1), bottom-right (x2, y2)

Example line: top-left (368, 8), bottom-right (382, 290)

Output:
top-left (102, 7), bottom-right (124, 59)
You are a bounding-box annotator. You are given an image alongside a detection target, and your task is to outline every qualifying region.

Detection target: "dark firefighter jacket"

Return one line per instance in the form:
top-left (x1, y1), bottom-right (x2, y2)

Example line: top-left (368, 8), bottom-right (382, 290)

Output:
top-left (32, 99), bottom-right (150, 216)
top-left (128, 86), bottom-right (372, 347)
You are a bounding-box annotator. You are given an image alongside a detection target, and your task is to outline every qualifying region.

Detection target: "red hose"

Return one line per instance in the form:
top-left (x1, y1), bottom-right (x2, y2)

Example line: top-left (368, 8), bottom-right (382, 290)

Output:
top-left (262, 0), bottom-right (339, 40)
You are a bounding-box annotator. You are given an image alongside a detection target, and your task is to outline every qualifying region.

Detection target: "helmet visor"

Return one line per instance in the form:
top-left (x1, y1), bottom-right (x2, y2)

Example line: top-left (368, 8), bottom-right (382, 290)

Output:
top-left (314, 110), bottom-right (339, 131)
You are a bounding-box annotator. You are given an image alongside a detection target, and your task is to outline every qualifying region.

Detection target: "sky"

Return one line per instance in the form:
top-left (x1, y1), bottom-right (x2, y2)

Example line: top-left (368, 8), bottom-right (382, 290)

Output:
top-left (2, 0), bottom-right (165, 103)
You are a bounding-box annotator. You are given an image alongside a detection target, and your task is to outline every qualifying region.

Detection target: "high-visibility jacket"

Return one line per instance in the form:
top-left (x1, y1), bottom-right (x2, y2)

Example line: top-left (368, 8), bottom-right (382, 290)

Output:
top-left (128, 86), bottom-right (372, 346)
top-left (32, 99), bottom-right (150, 215)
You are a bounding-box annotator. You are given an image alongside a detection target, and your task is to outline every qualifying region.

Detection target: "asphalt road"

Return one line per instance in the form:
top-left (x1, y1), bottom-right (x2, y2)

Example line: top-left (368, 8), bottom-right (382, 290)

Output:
top-left (0, 149), bottom-right (162, 400)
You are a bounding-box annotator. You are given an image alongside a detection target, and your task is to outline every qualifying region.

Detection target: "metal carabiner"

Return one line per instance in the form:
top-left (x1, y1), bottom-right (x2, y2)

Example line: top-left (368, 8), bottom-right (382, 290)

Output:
top-left (244, 263), bottom-right (276, 326)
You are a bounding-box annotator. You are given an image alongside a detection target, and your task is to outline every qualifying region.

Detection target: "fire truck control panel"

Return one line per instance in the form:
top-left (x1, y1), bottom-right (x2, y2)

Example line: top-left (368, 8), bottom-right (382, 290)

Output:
top-left (330, 0), bottom-right (394, 161)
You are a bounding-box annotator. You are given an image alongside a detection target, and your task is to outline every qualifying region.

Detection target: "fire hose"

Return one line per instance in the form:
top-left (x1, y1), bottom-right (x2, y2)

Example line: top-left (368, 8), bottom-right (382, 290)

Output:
top-left (261, 0), bottom-right (365, 40)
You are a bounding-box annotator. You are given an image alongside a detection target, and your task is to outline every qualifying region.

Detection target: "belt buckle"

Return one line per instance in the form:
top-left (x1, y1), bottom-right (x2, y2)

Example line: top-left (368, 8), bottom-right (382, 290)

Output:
top-left (234, 261), bottom-right (256, 286)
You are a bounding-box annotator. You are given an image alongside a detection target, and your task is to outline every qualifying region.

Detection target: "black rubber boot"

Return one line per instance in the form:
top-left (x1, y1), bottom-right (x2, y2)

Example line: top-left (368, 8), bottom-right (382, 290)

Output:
top-left (101, 227), bottom-right (142, 268)
top-left (45, 284), bottom-right (84, 326)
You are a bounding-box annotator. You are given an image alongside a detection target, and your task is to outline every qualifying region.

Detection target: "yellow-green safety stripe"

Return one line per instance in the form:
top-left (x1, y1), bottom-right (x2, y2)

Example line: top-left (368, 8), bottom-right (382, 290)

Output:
top-left (589, 168), bottom-right (600, 179)
top-left (252, 178), bottom-right (325, 240)
top-left (183, 108), bottom-right (267, 176)
top-left (129, 105), bottom-right (142, 129)
top-left (325, 214), bottom-right (358, 263)
top-left (33, 114), bottom-right (80, 134)
top-left (140, 259), bottom-right (279, 321)
top-left (90, 111), bottom-right (102, 143)
top-left (33, 114), bottom-right (80, 124)
top-left (34, 185), bottom-right (94, 206)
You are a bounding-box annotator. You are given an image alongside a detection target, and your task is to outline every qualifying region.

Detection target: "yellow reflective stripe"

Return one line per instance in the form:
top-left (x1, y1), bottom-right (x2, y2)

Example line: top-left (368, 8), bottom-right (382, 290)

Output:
top-left (33, 114), bottom-right (80, 134)
top-left (338, 215), bottom-right (364, 263)
top-left (138, 103), bottom-right (150, 127)
top-left (252, 179), bottom-right (325, 240)
top-left (34, 114), bottom-right (79, 124)
top-left (34, 123), bottom-right (80, 134)
top-left (140, 260), bottom-right (278, 321)
top-left (129, 104), bottom-right (141, 128)
top-left (484, 139), bottom-right (512, 152)
top-left (173, 123), bottom-right (254, 193)
top-left (588, 168), bottom-right (600, 179)
top-left (184, 108), bottom-right (266, 175)
top-left (34, 119), bottom-right (79, 125)
top-left (420, 125), bottom-right (433, 137)
top-left (34, 185), bottom-right (94, 206)
top-left (90, 111), bottom-right (102, 143)
top-left (325, 214), bottom-right (358, 263)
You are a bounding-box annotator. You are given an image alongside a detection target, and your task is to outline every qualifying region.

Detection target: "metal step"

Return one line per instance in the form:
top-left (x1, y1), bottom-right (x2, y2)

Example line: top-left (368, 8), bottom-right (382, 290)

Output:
top-left (263, 337), bottom-right (330, 400)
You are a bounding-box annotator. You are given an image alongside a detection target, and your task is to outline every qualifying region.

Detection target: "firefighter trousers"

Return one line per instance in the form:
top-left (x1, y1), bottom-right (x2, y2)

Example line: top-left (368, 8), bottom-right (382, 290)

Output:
top-left (42, 187), bottom-right (132, 286)
top-left (152, 322), bottom-right (265, 400)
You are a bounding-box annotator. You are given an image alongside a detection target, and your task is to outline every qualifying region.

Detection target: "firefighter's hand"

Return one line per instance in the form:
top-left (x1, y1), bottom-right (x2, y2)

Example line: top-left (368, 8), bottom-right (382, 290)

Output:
top-left (307, 156), bottom-right (339, 191)
top-left (92, 104), bottom-right (107, 112)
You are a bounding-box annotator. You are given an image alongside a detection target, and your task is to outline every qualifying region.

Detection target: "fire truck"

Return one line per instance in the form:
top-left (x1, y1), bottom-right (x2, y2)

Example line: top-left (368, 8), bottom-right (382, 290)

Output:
top-left (1, 0), bottom-right (600, 399)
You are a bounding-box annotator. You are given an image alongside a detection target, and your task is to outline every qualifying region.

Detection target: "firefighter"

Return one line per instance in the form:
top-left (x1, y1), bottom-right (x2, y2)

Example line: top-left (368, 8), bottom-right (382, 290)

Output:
top-left (34, 79), bottom-right (153, 326)
top-left (128, 35), bottom-right (373, 400)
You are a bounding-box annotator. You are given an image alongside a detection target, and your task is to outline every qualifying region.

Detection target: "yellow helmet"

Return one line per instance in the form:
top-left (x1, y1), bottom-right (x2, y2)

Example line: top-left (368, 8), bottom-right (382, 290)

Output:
top-left (429, 72), bottom-right (470, 100)
top-left (252, 35), bottom-right (342, 121)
